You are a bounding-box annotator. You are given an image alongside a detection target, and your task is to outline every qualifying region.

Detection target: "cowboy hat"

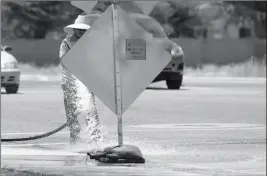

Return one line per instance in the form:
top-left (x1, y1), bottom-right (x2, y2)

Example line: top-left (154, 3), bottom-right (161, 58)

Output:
top-left (64, 14), bottom-right (92, 34)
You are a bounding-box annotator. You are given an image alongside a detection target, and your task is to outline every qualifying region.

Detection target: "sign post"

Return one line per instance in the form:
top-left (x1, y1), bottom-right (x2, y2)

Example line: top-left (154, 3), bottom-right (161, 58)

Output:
top-left (112, 1), bottom-right (123, 146)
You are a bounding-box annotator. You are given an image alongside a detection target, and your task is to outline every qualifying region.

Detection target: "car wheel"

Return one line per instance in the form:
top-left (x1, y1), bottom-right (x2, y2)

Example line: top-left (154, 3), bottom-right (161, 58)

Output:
top-left (5, 84), bottom-right (19, 94)
top-left (166, 74), bottom-right (183, 90)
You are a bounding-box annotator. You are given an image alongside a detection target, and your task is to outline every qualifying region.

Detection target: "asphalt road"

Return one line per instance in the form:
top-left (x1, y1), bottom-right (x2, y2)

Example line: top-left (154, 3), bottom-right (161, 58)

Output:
top-left (1, 77), bottom-right (266, 176)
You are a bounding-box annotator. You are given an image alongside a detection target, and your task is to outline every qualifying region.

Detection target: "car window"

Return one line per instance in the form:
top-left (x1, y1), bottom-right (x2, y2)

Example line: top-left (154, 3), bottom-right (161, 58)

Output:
top-left (134, 17), bottom-right (167, 38)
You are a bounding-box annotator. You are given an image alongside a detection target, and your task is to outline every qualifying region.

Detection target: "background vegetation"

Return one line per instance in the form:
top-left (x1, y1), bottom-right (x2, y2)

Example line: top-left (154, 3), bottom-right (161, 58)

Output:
top-left (1, 1), bottom-right (266, 40)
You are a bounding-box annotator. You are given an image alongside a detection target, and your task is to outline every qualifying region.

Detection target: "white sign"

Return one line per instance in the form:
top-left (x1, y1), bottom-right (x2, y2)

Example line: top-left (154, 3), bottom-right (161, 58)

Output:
top-left (61, 5), bottom-right (171, 114)
top-left (126, 39), bottom-right (146, 60)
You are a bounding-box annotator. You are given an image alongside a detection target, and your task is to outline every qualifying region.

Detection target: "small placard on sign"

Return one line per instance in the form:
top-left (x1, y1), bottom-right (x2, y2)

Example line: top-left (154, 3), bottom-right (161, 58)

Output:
top-left (126, 39), bottom-right (146, 60)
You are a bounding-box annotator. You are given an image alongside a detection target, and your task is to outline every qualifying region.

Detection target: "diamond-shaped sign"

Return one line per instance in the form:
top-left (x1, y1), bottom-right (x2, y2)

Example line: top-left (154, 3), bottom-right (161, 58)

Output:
top-left (61, 5), bottom-right (171, 115)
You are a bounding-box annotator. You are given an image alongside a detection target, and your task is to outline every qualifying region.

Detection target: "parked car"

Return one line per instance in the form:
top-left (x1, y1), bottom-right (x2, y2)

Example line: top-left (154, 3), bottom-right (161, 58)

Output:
top-left (1, 45), bottom-right (20, 93)
top-left (74, 12), bottom-right (185, 90)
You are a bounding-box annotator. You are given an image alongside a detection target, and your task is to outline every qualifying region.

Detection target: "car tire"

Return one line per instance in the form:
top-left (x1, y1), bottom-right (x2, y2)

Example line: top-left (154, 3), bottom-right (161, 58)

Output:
top-left (5, 84), bottom-right (19, 94)
top-left (166, 74), bottom-right (183, 90)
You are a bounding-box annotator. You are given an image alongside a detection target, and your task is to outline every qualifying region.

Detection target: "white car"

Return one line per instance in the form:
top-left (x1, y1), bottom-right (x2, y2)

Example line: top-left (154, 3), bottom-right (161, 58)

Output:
top-left (1, 45), bottom-right (20, 94)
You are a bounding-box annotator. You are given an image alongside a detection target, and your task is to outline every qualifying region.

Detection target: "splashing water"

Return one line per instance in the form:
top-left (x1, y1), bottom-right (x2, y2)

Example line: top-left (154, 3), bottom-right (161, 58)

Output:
top-left (75, 80), bottom-right (106, 146)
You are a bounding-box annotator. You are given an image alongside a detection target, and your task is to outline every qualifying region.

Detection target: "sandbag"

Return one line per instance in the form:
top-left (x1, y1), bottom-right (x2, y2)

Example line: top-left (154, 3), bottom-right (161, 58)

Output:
top-left (87, 145), bottom-right (145, 163)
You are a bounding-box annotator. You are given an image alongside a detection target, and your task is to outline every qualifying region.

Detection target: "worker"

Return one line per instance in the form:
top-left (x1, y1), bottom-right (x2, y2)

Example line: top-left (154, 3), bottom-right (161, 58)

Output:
top-left (59, 13), bottom-right (103, 144)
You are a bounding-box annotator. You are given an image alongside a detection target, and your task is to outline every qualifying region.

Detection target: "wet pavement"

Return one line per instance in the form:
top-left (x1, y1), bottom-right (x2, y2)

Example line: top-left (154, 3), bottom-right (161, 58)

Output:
top-left (1, 77), bottom-right (266, 175)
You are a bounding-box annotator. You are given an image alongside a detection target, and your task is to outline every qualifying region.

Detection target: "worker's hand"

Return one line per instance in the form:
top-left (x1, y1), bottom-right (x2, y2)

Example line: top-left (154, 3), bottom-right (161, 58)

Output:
top-left (87, 145), bottom-right (145, 163)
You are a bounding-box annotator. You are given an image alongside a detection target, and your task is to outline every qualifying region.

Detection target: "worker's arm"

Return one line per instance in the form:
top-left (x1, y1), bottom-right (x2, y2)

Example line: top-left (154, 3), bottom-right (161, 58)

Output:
top-left (59, 39), bottom-right (70, 62)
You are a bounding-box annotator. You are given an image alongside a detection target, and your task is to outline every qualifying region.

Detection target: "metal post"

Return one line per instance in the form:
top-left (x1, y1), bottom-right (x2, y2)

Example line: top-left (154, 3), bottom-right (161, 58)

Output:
top-left (112, 1), bottom-right (123, 146)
